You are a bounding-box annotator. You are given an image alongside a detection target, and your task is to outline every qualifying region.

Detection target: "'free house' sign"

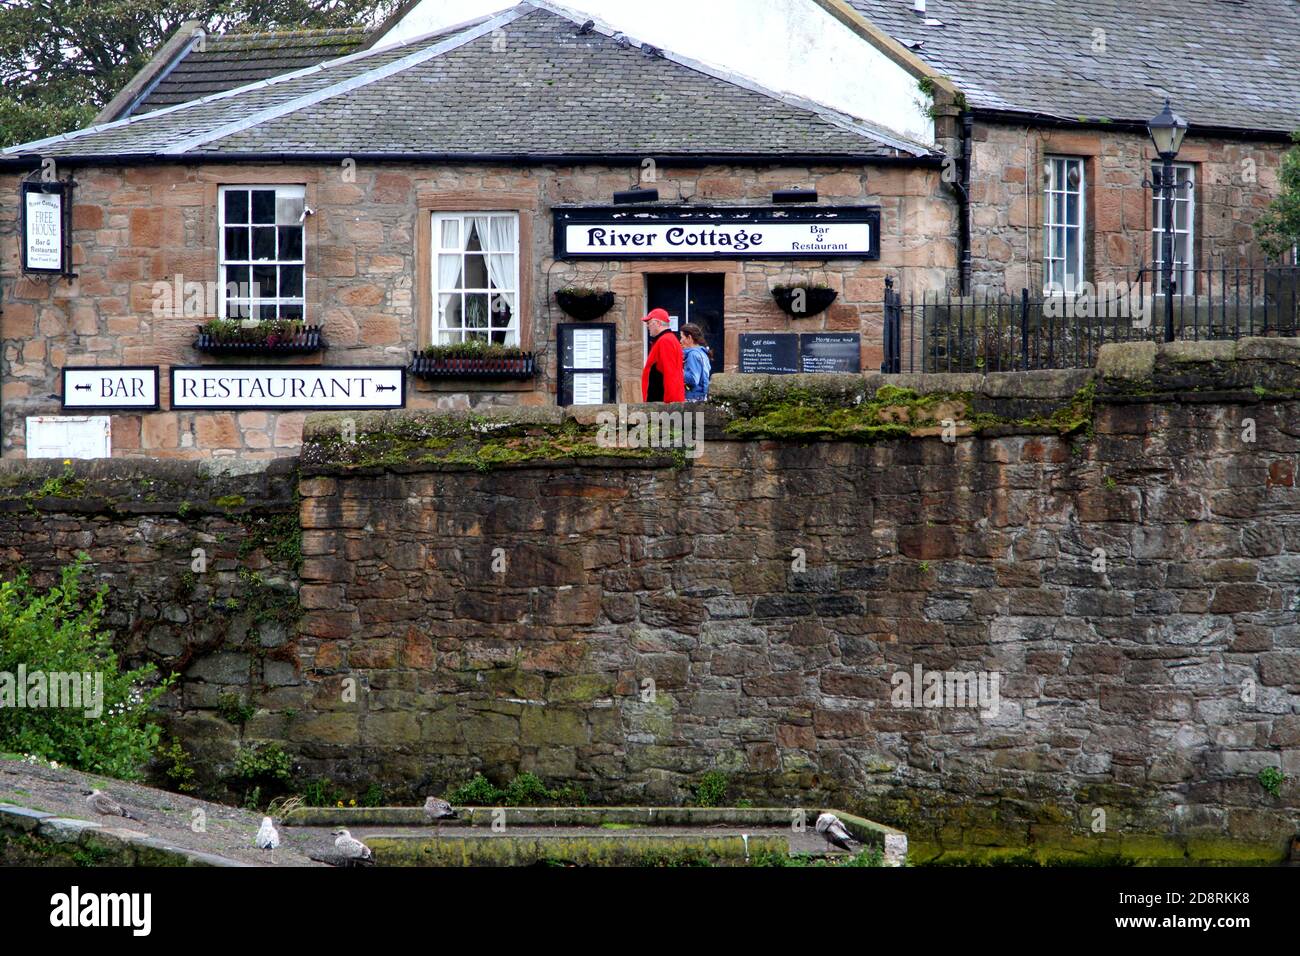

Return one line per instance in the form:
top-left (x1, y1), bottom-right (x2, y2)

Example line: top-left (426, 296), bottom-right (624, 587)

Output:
top-left (554, 206), bottom-right (880, 260)
top-left (171, 367), bottom-right (406, 410)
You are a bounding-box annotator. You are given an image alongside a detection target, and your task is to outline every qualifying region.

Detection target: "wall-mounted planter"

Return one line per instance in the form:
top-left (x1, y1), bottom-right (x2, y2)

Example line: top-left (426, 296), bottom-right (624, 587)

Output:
top-left (555, 289), bottom-right (615, 321)
top-left (194, 324), bottom-right (325, 355)
top-left (410, 352), bottom-right (538, 381)
top-left (772, 286), bottom-right (838, 318)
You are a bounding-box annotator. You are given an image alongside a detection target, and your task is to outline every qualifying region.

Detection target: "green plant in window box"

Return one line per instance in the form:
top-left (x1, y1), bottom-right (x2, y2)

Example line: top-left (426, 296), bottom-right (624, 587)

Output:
top-left (195, 318), bottom-right (323, 354)
top-left (411, 339), bottom-right (537, 381)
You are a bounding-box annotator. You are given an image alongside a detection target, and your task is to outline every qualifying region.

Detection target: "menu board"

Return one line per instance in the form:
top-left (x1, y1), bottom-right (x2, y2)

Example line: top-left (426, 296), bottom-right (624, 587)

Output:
top-left (557, 323), bottom-right (615, 406)
top-left (739, 334), bottom-right (799, 374)
top-left (799, 333), bottom-right (861, 373)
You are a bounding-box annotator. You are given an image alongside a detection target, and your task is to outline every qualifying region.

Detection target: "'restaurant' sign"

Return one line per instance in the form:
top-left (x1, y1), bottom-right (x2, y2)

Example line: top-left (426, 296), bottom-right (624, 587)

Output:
top-left (62, 367), bottom-right (160, 410)
top-left (21, 180), bottom-right (73, 275)
top-left (554, 206), bottom-right (880, 260)
top-left (170, 367), bottom-right (406, 410)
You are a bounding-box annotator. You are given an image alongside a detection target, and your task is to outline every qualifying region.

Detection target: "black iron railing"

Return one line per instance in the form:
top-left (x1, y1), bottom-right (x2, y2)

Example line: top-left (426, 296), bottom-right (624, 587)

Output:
top-left (882, 262), bottom-right (1300, 374)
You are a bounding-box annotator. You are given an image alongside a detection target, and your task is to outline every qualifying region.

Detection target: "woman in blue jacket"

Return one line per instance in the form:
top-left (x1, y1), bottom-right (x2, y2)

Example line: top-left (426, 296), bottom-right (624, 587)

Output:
top-left (681, 323), bottom-right (712, 402)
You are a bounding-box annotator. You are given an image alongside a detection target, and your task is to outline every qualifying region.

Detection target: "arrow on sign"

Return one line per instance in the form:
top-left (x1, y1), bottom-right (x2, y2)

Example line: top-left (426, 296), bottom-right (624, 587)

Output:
top-left (376, 385), bottom-right (398, 392)
top-left (73, 384), bottom-right (91, 391)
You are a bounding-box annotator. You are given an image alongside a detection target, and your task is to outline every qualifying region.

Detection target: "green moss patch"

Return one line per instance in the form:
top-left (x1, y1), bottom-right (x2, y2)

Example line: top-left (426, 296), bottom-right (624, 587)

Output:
top-left (304, 416), bottom-right (673, 472)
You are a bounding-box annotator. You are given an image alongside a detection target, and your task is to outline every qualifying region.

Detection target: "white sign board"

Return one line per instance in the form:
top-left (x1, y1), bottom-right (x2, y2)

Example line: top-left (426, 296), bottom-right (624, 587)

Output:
top-left (571, 372), bottom-right (606, 406)
top-left (23, 188), bottom-right (64, 272)
top-left (26, 416), bottom-right (111, 459)
top-left (62, 367), bottom-right (159, 410)
top-left (171, 366), bottom-right (406, 409)
top-left (563, 221), bottom-right (873, 258)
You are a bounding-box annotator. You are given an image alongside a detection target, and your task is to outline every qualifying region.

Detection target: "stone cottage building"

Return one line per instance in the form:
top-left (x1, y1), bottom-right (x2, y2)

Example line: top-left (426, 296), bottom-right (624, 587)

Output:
top-left (1, 0), bottom-right (1297, 459)
top-left (830, 0), bottom-right (1300, 293)
top-left (0, 0), bottom-right (950, 458)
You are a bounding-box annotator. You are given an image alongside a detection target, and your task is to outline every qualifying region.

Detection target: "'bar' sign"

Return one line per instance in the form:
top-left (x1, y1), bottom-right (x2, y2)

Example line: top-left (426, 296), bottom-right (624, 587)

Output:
top-left (62, 367), bottom-right (160, 410)
top-left (171, 367), bottom-right (406, 410)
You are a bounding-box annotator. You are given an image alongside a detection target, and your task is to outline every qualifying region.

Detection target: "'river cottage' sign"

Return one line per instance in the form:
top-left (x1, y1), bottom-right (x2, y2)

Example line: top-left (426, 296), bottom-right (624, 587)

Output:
top-left (555, 206), bottom-right (880, 260)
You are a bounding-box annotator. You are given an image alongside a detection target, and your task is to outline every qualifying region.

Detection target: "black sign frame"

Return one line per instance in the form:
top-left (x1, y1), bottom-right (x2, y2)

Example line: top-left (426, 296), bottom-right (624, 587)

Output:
top-left (556, 323), bottom-right (616, 406)
top-left (20, 179), bottom-right (75, 277)
top-left (738, 333), bottom-right (800, 375)
top-left (799, 333), bottom-right (862, 374)
top-left (169, 365), bottom-right (407, 411)
top-left (554, 205), bottom-right (881, 261)
top-left (61, 366), bottom-right (161, 411)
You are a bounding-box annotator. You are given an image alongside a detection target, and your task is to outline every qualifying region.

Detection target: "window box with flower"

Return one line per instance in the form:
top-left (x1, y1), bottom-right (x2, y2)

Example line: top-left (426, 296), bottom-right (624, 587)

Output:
top-left (194, 318), bottom-right (326, 355)
top-left (410, 340), bottom-right (538, 381)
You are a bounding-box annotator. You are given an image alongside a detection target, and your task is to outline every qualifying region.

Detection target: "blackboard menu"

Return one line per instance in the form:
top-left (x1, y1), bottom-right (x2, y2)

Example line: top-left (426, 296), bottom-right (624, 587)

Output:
top-left (800, 333), bottom-right (861, 373)
top-left (739, 333), bottom-right (799, 374)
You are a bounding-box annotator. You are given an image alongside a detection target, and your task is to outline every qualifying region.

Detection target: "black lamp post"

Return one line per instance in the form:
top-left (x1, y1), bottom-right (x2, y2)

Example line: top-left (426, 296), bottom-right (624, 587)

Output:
top-left (1145, 100), bottom-right (1189, 342)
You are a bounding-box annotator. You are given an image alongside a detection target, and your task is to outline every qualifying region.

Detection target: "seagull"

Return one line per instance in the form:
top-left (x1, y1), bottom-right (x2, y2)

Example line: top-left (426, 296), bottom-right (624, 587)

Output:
top-left (256, 816), bottom-right (280, 865)
top-left (83, 789), bottom-right (140, 821)
top-left (424, 796), bottom-right (458, 830)
top-left (332, 828), bottom-right (374, 866)
top-left (815, 812), bottom-right (858, 853)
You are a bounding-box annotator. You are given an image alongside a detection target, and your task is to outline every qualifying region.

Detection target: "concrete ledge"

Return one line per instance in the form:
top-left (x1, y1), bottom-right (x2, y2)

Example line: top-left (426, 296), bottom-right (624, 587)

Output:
top-left (284, 805), bottom-right (908, 863)
top-left (0, 802), bottom-right (248, 866)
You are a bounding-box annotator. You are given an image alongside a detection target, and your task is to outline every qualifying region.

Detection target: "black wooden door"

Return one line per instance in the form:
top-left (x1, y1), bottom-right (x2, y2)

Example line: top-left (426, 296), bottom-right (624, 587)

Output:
top-left (646, 273), bottom-right (725, 373)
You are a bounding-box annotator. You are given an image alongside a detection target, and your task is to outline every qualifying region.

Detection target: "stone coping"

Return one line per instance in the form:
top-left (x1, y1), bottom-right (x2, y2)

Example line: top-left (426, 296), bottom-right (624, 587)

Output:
top-left (300, 337), bottom-right (1300, 447)
top-left (0, 803), bottom-right (249, 867)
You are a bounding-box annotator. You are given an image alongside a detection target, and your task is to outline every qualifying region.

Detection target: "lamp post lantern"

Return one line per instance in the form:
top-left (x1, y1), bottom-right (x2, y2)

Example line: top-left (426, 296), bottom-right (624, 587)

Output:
top-left (1146, 100), bottom-right (1189, 342)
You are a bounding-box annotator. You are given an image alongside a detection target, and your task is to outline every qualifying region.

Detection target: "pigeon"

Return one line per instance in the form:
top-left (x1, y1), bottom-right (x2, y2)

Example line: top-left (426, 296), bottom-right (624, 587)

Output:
top-left (331, 828), bottom-right (374, 866)
top-left (256, 816), bottom-right (280, 864)
top-left (424, 796), bottom-right (458, 828)
top-left (815, 812), bottom-right (858, 853)
top-left (84, 789), bottom-right (140, 821)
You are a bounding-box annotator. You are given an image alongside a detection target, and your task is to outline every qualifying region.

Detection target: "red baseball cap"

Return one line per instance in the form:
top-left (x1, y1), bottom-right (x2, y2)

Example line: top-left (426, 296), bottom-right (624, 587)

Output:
top-left (642, 308), bottom-right (671, 324)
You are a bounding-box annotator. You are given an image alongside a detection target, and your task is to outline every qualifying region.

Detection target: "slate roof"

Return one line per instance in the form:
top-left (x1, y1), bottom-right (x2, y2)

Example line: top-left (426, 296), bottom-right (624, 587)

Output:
top-left (4, 2), bottom-right (935, 164)
top-left (849, 0), bottom-right (1300, 134)
top-left (131, 27), bottom-right (372, 116)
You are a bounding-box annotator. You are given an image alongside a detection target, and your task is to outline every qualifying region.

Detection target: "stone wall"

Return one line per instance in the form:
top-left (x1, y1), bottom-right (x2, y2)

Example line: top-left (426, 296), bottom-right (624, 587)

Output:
top-left (0, 159), bottom-right (952, 458)
top-left (3, 340), bottom-right (1299, 861)
top-left (283, 338), bottom-right (1299, 861)
top-left (968, 121), bottom-right (1288, 294)
top-left (0, 457), bottom-right (301, 781)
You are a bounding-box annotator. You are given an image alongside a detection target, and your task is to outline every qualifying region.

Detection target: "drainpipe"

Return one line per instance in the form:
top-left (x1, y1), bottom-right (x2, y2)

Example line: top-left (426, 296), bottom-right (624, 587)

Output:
top-left (959, 111), bottom-right (973, 295)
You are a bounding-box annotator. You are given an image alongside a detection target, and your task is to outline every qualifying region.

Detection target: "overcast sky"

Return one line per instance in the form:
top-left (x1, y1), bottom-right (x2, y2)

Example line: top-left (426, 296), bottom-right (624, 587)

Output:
top-left (380, 0), bottom-right (932, 142)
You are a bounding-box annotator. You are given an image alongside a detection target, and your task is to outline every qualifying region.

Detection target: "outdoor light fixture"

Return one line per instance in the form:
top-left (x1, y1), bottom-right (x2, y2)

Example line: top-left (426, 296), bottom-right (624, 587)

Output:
top-left (773, 189), bottom-right (819, 204)
top-left (1146, 99), bottom-right (1188, 159)
top-left (612, 187), bottom-right (659, 204)
top-left (1144, 99), bottom-right (1191, 342)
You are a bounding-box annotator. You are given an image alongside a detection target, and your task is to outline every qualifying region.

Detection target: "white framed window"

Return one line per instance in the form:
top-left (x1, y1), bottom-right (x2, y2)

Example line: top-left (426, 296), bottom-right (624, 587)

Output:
top-left (1043, 156), bottom-right (1086, 294)
top-left (218, 185), bottom-right (306, 321)
top-left (1151, 163), bottom-right (1195, 293)
top-left (432, 212), bottom-right (520, 345)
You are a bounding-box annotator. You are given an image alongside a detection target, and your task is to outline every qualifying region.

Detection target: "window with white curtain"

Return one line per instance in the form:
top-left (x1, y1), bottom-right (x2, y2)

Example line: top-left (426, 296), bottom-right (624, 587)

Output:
top-left (432, 212), bottom-right (520, 345)
top-left (1043, 156), bottom-right (1085, 294)
top-left (1151, 162), bottom-right (1195, 293)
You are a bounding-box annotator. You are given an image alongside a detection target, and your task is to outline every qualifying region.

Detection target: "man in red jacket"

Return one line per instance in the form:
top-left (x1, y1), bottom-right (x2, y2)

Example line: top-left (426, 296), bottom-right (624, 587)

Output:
top-left (641, 308), bottom-right (686, 403)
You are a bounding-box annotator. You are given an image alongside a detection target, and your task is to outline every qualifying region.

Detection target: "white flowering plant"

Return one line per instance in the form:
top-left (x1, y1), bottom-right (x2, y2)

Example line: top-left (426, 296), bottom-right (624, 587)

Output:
top-left (0, 554), bottom-right (175, 780)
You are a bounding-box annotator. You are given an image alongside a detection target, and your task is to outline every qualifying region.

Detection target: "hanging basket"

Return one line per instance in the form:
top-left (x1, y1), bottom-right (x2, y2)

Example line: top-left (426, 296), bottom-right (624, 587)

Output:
top-left (555, 288), bottom-right (616, 321)
top-left (194, 323), bottom-right (325, 355)
top-left (772, 285), bottom-right (838, 318)
top-left (410, 351), bottom-right (538, 381)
